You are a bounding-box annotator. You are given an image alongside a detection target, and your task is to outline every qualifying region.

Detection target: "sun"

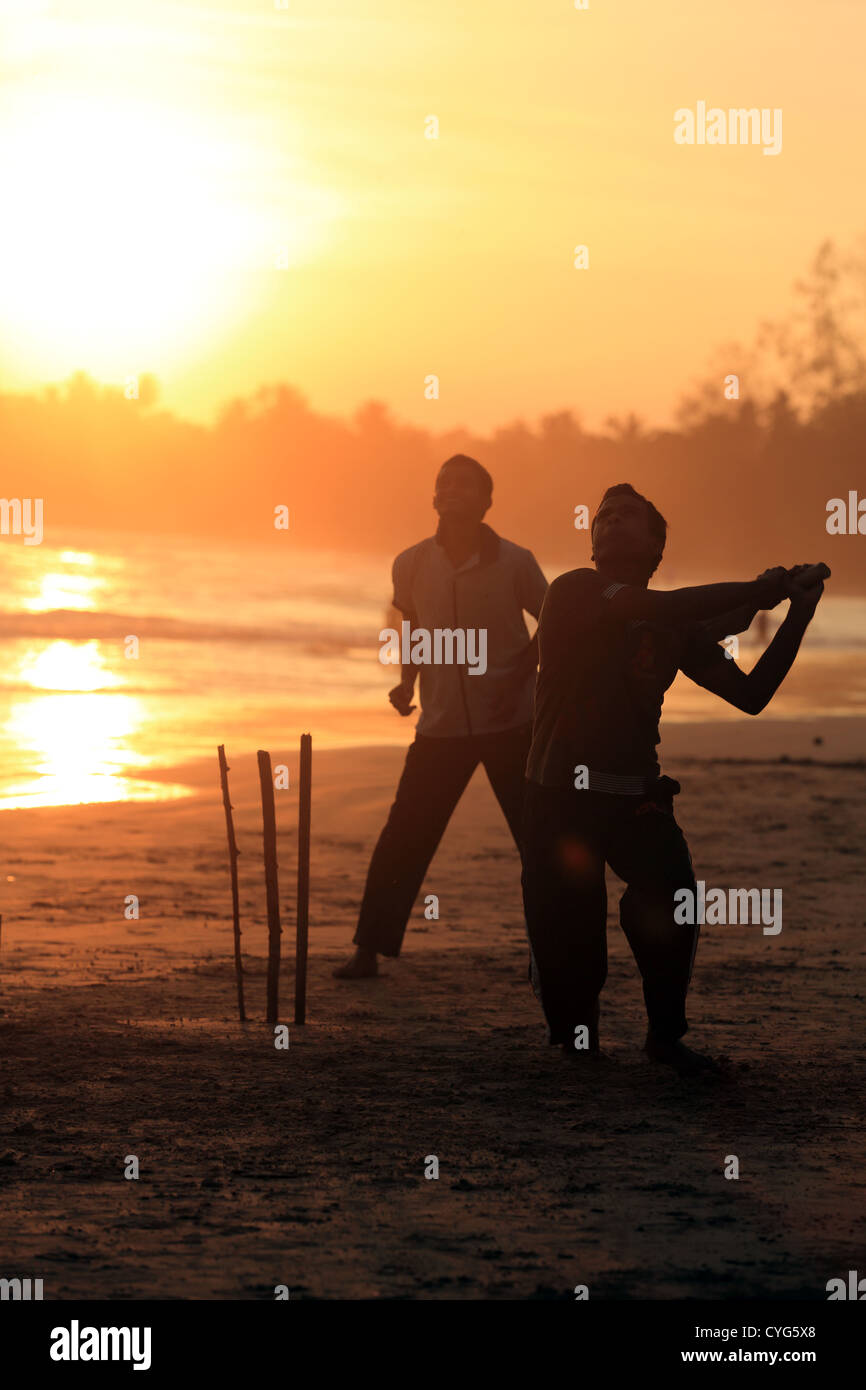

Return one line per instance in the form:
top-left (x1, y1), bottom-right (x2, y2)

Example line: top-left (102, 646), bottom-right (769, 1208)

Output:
top-left (0, 88), bottom-right (317, 379)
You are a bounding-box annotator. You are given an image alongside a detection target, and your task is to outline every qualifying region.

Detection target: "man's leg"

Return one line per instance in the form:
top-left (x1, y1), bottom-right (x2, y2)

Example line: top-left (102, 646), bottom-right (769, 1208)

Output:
top-left (521, 782), bottom-right (609, 1050)
top-left (337, 734), bottom-right (479, 973)
top-left (478, 722), bottom-right (532, 850)
top-left (606, 781), bottom-right (715, 1073)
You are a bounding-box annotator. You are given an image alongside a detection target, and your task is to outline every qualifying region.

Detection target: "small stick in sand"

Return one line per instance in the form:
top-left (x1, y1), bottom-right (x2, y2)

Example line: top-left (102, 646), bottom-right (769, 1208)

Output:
top-left (218, 746), bottom-right (245, 1023)
top-left (295, 734), bottom-right (312, 1026)
top-left (257, 750), bottom-right (282, 1026)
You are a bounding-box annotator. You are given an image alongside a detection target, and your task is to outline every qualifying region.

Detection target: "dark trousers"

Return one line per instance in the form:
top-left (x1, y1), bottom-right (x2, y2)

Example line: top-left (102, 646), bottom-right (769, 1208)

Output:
top-left (354, 724), bottom-right (532, 957)
top-left (521, 776), bottom-right (699, 1045)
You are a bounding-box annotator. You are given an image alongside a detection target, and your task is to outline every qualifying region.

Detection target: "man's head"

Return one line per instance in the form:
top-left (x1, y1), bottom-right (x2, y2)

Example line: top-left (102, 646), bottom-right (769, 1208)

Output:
top-left (433, 454), bottom-right (493, 525)
top-left (591, 483), bottom-right (667, 579)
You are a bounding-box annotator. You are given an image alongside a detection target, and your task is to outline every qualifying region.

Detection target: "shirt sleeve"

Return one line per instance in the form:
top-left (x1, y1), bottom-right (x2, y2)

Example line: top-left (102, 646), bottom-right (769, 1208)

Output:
top-left (538, 569), bottom-right (607, 646)
top-left (391, 550), bottom-right (415, 616)
top-left (518, 549), bottom-right (549, 619)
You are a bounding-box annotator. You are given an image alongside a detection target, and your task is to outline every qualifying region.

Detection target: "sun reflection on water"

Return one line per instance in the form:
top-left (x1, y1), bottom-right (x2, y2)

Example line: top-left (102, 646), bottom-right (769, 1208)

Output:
top-left (21, 640), bottom-right (119, 692)
top-left (23, 554), bottom-right (105, 613)
top-left (0, 638), bottom-right (189, 808)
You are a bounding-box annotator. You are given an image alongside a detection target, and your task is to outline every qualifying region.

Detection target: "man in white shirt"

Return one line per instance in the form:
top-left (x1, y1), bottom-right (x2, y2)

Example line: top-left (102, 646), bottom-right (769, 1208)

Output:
top-left (334, 454), bottom-right (548, 979)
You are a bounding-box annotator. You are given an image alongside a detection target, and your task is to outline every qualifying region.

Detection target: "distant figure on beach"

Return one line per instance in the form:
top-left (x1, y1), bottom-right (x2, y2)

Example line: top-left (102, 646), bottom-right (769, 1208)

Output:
top-left (334, 454), bottom-right (548, 979)
top-left (521, 483), bottom-right (826, 1074)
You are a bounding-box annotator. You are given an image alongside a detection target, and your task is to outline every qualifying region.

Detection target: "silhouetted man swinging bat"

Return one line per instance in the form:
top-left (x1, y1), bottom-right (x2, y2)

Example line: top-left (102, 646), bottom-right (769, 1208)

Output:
top-left (521, 482), bottom-right (829, 1076)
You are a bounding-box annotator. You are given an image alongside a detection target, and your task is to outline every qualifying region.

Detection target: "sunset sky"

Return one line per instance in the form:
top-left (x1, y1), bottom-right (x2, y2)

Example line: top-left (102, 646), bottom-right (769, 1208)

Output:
top-left (1, 0), bottom-right (864, 431)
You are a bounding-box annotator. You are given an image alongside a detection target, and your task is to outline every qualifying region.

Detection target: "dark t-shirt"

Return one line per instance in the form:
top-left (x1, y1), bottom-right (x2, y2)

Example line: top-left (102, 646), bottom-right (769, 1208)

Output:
top-left (526, 568), bottom-right (728, 787)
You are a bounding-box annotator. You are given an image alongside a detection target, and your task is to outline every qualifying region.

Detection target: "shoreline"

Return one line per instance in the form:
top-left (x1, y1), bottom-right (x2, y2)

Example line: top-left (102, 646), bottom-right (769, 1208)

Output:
top-left (69, 711), bottom-right (866, 806)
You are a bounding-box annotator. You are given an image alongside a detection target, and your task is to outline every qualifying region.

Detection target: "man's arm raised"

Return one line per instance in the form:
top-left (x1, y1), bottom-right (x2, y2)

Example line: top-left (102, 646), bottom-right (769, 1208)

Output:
top-left (688, 564), bottom-right (820, 645)
top-left (604, 567), bottom-right (791, 626)
top-left (682, 565), bottom-right (828, 715)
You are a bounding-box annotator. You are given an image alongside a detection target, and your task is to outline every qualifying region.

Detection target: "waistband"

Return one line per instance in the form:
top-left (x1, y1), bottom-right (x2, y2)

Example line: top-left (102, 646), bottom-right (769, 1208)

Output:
top-left (585, 769), bottom-right (653, 795)
top-left (585, 770), bottom-right (681, 797)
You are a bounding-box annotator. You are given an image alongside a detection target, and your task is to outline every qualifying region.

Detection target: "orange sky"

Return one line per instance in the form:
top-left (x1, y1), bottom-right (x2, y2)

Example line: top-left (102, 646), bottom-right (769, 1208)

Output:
top-left (0, 0), bottom-right (863, 431)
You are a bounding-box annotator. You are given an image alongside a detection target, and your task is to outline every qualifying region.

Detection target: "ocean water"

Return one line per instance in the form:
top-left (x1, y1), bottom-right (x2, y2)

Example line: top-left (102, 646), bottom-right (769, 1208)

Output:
top-left (0, 526), bottom-right (863, 808)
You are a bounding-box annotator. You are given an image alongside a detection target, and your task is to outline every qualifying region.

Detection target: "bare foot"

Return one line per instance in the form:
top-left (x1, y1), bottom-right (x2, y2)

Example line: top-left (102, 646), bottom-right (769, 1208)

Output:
top-left (644, 1032), bottom-right (725, 1077)
top-left (332, 947), bottom-right (379, 980)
